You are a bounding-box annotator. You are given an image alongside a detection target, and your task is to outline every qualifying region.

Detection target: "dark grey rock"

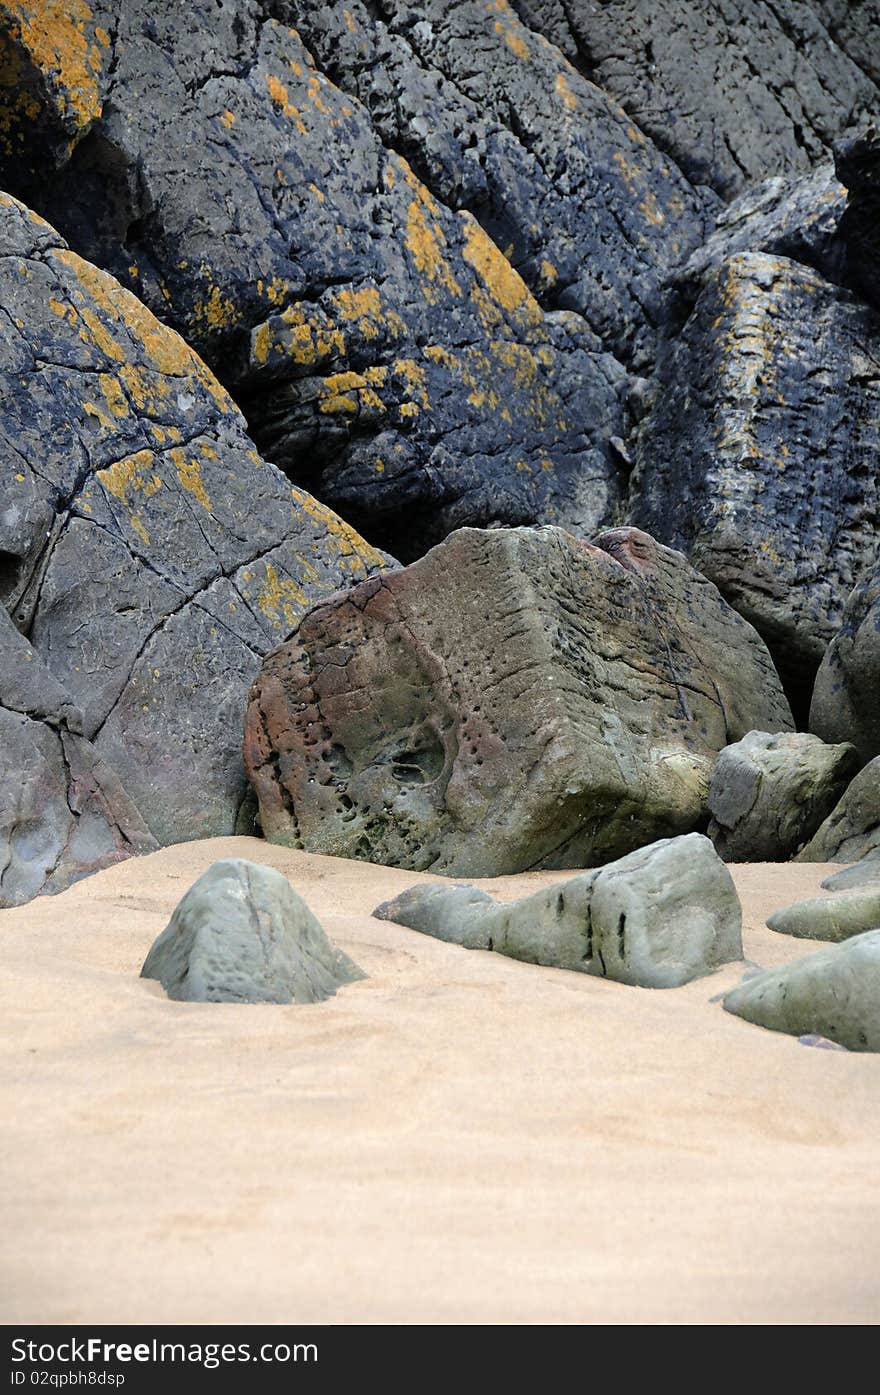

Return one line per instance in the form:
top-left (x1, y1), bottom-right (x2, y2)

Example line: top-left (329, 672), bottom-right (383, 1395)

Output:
top-left (811, 564), bottom-right (880, 765)
top-left (707, 731), bottom-right (858, 862)
top-left (0, 191), bottom-right (390, 854)
top-left (376, 832), bottom-right (743, 988)
top-left (512, 0), bottom-right (880, 199)
top-left (724, 930), bottom-right (880, 1052)
top-left (141, 858), bottom-right (364, 1003)
top-left (246, 525), bottom-right (792, 877)
top-left (0, 609), bottom-right (157, 908)
top-left (798, 757), bottom-right (880, 864)
top-left (629, 252), bottom-right (880, 706)
top-left (767, 889), bottom-right (880, 942)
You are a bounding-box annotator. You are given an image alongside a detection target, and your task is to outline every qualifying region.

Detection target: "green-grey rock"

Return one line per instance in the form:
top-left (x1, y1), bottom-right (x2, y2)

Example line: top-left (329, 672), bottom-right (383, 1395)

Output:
top-left (707, 730), bottom-right (858, 862)
top-left (767, 889), bottom-right (880, 943)
top-left (724, 930), bottom-right (880, 1052)
top-left (141, 859), bottom-right (365, 1004)
top-left (822, 856), bottom-right (880, 893)
top-left (375, 832), bottom-right (742, 989)
top-left (797, 757), bottom-right (880, 864)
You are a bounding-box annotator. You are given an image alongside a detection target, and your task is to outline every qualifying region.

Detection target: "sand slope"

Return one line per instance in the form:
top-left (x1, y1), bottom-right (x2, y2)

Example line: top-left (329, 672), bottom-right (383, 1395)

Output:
top-left (1, 838), bottom-right (878, 1325)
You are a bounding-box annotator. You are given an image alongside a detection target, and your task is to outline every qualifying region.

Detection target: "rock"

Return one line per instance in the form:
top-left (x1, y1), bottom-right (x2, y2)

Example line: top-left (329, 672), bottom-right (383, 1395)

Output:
top-left (833, 124), bottom-right (880, 311)
top-left (723, 930), bottom-right (880, 1052)
top-left (822, 857), bottom-right (880, 893)
top-left (810, 565), bottom-right (880, 765)
top-left (707, 731), bottom-right (858, 862)
top-left (279, 0), bottom-right (713, 366)
top-left (674, 163), bottom-right (847, 299)
top-left (0, 3), bottom-right (701, 560)
top-left (767, 890), bottom-right (880, 942)
top-left (512, 0), bottom-right (879, 199)
top-left (0, 609), bottom-right (157, 908)
top-left (0, 191), bottom-right (390, 853)
top-left (798, 757), bottom-right (880, 864)
top-left (628, 252), bottom-right (880, 709)
top-left (376, 832), bottom-right (743, 988)
top-left (141, 858), bottom-right (364, 1004)
top-left (245, 525), bottom-right (792, 876)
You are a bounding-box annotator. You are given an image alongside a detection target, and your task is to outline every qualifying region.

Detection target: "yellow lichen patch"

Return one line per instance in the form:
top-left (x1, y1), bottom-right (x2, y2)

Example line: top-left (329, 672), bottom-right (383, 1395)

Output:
top-left (170, 447), bottom-right (212, 511)
top-left (51, 247), bottom-right (236, 413)
top-left (307, 182), bottom-right (325, 202)
top-left (555, 71), bottom-right (577, 111)
top-left (330, 285), bottom-right (407, 344)
top-left (0, 39), bottom-right (41, 153)
top-left (305, 73), bottom-right (331, 116)
top-left (400, 161), bottom-right (462, 304)
top-left (639, 191), bottom-right (665, 227)
top-left (391, 357), bottom-right (429, 408)
top-left (221, 109), bottom-right (235, 129)
top-left (494, 18), bottom-right (529, 61)
top-left (199, 441), bottom-right (218, 460)
top-left (539, 259), bottom-right (558, 287)
top-left (98, 373), bottom-right (129, 418)
top-left (460, 216), bottom-right (540, 326)
top-left (3, 0), bottom-right (105, 132)
top-left (192, 282), bottom-right (239, 337)
top-left (256, 305), bottom-right (345, 369)
top-left (254, 563), bottom-right (310, 629)
top-left (374, 458), bottom-right (385, 473)
top-left (265, 73), bottom-right (307, 135)
top-left (294, 491), bottom-right (387, 570)
top-left (612, 149), bottom-right (642, 198)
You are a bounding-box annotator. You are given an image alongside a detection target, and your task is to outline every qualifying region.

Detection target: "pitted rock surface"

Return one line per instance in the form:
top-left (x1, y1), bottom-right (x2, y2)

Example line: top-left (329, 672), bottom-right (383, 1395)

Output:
top-left (245, 525), bottom-right (792, 876)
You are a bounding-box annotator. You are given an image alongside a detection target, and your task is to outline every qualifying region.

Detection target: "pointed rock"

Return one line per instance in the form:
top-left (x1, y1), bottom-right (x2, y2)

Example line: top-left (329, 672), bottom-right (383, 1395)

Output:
top-left (141, 859), bottom-right (365, 1004)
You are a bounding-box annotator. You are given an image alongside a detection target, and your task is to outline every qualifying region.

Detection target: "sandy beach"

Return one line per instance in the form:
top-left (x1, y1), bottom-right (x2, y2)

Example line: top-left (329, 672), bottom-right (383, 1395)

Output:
top-left (1, 838), bottom-right (878, 1325)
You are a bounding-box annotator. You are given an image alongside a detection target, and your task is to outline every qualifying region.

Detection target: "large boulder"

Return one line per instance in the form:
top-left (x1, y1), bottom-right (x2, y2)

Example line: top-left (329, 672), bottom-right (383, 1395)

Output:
top-left (0, 190), bottom-right (390, 853)
top-left (376, 832), bottom-right (743, 988)
top-left (0, 609), bottom-right (157, 908)
top-left (707, 731), bottom-right (858, 862)
top-left (245, 525), bottom-right (793, 876)
top-left (629, 252), bottom-right (880, 707)
top-left (511, 0), bottom-right (879, 199)
top-left (141, 858), bottom-right (364, 1004)
top-left (767, 889), bottom-right (880, 943)
top-left (798, 757), bottom-right (880, 864)
top-left (0, 2), bottom-right (711, 561)
top-left (724, 930), bottom-right (880, 1052)
top-left (810, 565), bottom-right (880, 765)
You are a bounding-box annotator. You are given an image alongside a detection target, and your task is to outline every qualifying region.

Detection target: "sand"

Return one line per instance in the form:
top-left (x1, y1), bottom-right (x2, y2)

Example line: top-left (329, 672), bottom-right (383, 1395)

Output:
top-left (1, 837), bottom-right (878, 1325)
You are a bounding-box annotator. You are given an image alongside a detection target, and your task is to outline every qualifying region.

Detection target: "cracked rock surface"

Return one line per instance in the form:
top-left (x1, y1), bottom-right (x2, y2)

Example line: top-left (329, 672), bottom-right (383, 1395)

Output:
top-left (707, 731), bottom-right (858, 863)
top-left (375, 831), bottom-right (743, 988)
top-left (141, 857), bottom-right (365, 1003)
top-left (245, 525), bottom-right (792, 876)
top-left (0, 191), bottom-right (390, 889)
top-left (0, 607), bottom-right (157, 908)
top-left (629, 252), bottom-right (880, 704)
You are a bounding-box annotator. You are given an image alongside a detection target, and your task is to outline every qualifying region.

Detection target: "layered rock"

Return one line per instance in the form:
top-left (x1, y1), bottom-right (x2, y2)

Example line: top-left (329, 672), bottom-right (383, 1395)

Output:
top-left (511, 0), bottom-right (879, 198)
top-left (811, 565), bottom-right (880, 765)
top-left (245, 525), bottom-right (792, 876)
top-left (629, 252), bottom-right (880, 706)
top-left (707, 731), bottom-right (858, 862)
top-left (141, 858), bottom-right (364, 1003)
top-left (0, 2), bottom-right (705, 560)
top-left (724, 930), bottom-right (880, 1052)
top-left (0, 191), bottom-right (389, 855)
top-left (798, 758), bottom-right (880, 864)
top-left (376, 832), bottom-right (742, 988)
top-left (0, 609), bottom-right (156, 908)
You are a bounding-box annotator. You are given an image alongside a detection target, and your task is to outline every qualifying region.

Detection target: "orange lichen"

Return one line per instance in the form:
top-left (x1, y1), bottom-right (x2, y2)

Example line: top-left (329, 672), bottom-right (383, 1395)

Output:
top-left (265, 72), bottom-right (307, 134)
top-left (3, 0), bottom-right (105, 132)
top-left (170, 447), bottom-right (212, 511)
top-left (399, 160), bottom-right (462, 304)
top-left (555, 71), bottom-right (577, 111)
